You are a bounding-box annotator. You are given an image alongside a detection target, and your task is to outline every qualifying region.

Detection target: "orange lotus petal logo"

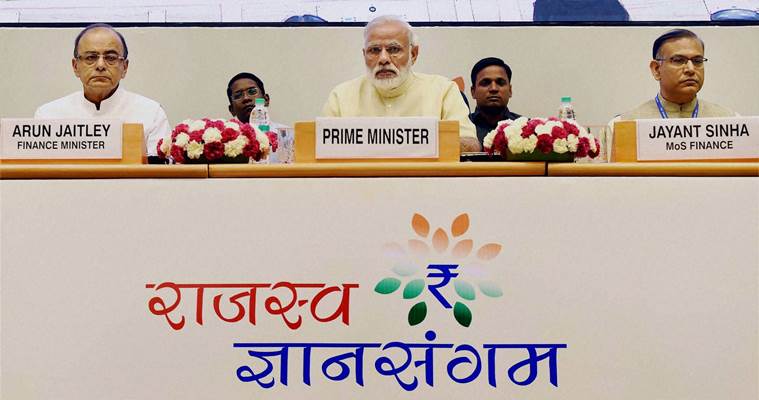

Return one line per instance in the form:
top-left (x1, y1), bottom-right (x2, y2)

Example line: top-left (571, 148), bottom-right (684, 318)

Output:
top-left (375, 213), bottom-right (504, 327)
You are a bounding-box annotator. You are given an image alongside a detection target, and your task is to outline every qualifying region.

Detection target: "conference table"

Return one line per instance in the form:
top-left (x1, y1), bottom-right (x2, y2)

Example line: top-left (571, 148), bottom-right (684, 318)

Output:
top-left (1, 161), bottom-right (757, 399)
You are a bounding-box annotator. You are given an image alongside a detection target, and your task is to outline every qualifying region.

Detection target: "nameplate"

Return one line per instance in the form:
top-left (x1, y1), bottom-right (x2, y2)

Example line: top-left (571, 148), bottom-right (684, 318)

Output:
top-left (315, 117), bottom-right (438, 159)
top-left (636, 116), bottom-right (759, 161)
top-left (0, 118), bottom-right (123, 160)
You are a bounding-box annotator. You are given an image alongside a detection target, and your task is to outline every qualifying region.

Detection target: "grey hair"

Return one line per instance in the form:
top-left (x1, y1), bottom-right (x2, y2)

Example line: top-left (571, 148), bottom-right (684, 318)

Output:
top-left (363, 15), bottom-right (419, 47)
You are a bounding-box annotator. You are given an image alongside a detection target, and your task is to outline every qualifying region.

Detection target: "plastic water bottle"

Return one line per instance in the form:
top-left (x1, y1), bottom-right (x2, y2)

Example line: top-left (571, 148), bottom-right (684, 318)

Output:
top-left (558, 96), bottom-right (576, 120)
top-left (250, 98), bottom-right (270, 132)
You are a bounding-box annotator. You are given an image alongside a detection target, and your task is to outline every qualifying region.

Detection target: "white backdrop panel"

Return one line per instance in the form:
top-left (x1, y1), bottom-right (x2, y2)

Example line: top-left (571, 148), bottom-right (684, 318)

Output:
top-left (1, 177), bottom-right (758, 398)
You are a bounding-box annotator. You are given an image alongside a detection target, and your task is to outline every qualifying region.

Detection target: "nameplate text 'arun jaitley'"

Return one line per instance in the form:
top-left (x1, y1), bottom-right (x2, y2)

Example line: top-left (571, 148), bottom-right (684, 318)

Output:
top-left (1, 118), bottom-right (123, 159)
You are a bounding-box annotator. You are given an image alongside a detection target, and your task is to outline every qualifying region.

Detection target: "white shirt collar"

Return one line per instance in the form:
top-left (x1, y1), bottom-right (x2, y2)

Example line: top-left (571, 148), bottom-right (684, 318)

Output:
top-left (79, 85), bottom-right (125, 113)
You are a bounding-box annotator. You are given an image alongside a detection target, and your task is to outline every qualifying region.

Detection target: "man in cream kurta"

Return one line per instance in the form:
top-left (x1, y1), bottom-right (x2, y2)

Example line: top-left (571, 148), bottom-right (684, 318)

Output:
top-left (34, 23), bottom-right (169, 157)
top-left (322, 15), bottom-right (478, 151)
top-left (323, 71), bottom-right (475, 138)
top-left (605, 29), bottom-right (736, 158)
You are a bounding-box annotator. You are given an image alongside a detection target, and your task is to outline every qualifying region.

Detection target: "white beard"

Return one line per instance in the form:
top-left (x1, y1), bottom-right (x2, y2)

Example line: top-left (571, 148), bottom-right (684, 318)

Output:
top-left (368, 62), bottom-right (412, 91)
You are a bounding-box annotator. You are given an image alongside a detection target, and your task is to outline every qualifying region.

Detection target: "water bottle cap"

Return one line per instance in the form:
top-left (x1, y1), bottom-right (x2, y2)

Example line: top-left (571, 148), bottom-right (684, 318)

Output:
top-left (255, 98), bottom-right (265, 105)
top-left (561, 97), bottom-right (572, 103)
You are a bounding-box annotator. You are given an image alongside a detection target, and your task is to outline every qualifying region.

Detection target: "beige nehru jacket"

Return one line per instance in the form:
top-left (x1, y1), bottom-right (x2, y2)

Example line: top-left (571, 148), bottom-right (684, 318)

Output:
top-left (604, 95), bottom-right (737, 158)
top-left (322, 72), bottom-right (476, 139)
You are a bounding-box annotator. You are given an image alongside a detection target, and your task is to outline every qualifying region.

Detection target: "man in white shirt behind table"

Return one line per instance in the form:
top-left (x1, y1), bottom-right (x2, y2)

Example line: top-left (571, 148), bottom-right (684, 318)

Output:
top-left (322, 15), bottom-right (480, 152)
top-left (35, 23), bottom-right (170, 161)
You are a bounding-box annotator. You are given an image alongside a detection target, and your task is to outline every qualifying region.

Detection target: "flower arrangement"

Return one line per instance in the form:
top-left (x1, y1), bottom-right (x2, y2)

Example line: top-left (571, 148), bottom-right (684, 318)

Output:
top-left (157, 119), bottom-right (278, 163)
top-left (483, 117), bottom-right (600, 160)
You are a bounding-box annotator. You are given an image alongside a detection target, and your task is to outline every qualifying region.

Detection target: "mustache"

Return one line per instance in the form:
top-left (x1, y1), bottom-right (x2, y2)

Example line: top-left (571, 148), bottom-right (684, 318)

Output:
top-left (372, 64), bottom-right (399, 77)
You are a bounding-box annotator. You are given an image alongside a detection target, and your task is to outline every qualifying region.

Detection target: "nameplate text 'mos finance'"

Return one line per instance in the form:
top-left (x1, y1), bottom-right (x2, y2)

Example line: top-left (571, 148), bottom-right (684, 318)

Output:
top-left (636, 116), bottom-right (759, 161)
top-left (0, 118), bottom-right (123, 159)
top-left (315, 117), bottom-right (439, 159)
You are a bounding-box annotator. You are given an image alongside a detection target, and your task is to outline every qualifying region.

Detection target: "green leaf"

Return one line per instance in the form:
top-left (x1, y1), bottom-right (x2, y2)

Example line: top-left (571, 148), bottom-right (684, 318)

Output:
top-left (478, 281), bottom-right (503, 298)
top-left (454, 280), bottom-right (476, 301)
top-left (408, 301), bottom-right (427, 326)
top-left (402, 279), bottom-right (426, 299)
top-left (392, 264), bottom-right (418, 277)
top-left (453, 302), bottom-right (472, 327)
top-left (374, 277), bottom-right (401, 294)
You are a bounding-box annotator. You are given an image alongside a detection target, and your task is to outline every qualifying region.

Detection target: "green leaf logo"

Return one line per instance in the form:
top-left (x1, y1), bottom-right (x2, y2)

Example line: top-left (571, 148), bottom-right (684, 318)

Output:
top-left (402, 279), bottom-right (426, 299)
top-left (374, 277), bottom-right (401, 294)
top-left (408, 301), bottom-right (427, 326)
top-left (454, 280), bottom-right (476, 301)
top-left (453, 302), bottom-right (472, 327)
top-left (478, 281), bottom-right (504, 298)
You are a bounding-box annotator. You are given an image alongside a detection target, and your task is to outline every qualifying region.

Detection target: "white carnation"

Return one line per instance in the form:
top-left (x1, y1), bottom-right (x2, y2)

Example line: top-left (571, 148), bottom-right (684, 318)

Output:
top-left (512, 117), bottom-right (529, 127)
top-left (567, 134), bottom-right (579, 152)
top-left (188, 120), bottom-right (206, 132)
top-left (224, 136), bottom-right (246, 157)
top-left (508, 136), bottom-right (523, 154)
top-left (174, 133), bottom-right (190, 147)
top-left (523, 136), bottom-right (538, 152)
top-left (224, 121), bottom-right (240, 131)
top-left (202, 127), bottom-right (222, 143)
top-left (504, 124), bottom-right (522, 140)
top-left (483, 130), bottom-right (496, 150)
top-left (535, 124), bottom-right (551, 135)
top-left (553, 138), bottom-right (569, 154)
top-left (186, 141), bottom-right (204, 159)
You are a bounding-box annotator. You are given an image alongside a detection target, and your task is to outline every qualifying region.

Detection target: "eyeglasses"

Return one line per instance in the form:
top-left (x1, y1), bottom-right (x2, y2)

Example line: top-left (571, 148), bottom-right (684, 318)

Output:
top-left (656, 55), bottom-right (708, 68)
top-left (365, 44), bottom-right (406, 58)
top-left (231, 87), bottom-right (259, 101)
top-left (77, 53), bottom-right (125, 66)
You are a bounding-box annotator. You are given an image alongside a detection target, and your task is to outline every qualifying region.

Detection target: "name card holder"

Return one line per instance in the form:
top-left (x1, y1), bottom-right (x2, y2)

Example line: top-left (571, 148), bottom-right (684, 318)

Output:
top-left (612, 118), bottom-right (759, 162)
top-left (294, 120), bottom-right (460, 163)
top-left (0, 122), bottom-right (145, 165)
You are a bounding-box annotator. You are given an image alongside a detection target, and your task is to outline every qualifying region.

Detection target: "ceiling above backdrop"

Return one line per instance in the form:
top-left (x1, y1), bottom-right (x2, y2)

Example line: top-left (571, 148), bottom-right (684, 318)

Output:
top-left (0, 0), bottom-right (757, 24)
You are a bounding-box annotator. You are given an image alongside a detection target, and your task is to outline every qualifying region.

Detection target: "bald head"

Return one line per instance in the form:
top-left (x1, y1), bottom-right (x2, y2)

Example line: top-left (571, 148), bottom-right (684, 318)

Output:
top-left (74, 23), bottom-right (128, 59)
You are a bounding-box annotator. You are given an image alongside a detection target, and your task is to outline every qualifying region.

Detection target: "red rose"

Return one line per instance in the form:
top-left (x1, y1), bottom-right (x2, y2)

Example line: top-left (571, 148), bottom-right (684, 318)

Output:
top-left (562, 121), bottom-right (580, 136)
top-left (547, 117), bottom-right (560, 122)
top-left (170, 145), bottom-right (186, 163)
top-left (521, 118), bottom-right (542, 138)
top-left (188, 130), bottom-right (204, 143)
top-left (491, 132), bottom-right (508, 154)
top-left (551, 126), bottom-right (568, 139)
top-left (204, 141), bottom-right (225, 161)
top-left (536, 134), bottom-right (554, 154)
top-left (157, 138), bottom-right (166, 159)
top-left (575, 137), bottom-right (591, 158)
top-left (266, 131), bottom-right (278, 152)
top-left (243, 140), bottom-right (261, 159)
top-left (588, 137), bottom-right (601, 159)
top-left (221, 128), bottom-right (239, 143)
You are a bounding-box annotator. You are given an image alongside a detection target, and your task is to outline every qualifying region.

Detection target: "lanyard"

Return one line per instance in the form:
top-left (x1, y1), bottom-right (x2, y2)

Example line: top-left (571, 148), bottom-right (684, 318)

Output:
top-left (655, 94), bottom-right (699, 119)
